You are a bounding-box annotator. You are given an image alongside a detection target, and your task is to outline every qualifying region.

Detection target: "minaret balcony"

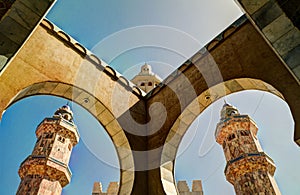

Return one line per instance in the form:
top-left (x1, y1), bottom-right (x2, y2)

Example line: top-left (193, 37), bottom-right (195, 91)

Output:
top-left (18, 155), bottom-right (72, 187)
top-left (224, 152), bottom-right (276, 184)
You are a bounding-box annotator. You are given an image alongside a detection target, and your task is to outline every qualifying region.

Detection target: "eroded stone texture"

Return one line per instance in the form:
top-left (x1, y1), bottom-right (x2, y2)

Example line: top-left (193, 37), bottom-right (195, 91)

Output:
top-left (215, 103), bottom-right (281, 195)
top-left (0, 0), bottom-right (56, 68)
top-left (1, 0), bottom-right (299, 194)
top-left (16, 105), bottom-right (79, 195)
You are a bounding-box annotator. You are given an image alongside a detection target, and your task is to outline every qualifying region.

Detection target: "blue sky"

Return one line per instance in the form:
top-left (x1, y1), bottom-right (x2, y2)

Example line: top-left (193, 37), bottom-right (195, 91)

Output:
top-left (0, 0), bottom-right (300, 194)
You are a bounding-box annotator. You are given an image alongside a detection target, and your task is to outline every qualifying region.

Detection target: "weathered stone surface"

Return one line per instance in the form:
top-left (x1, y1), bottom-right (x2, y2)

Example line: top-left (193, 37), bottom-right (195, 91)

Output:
top-left (0, 0), bottom-right (56, 71)
top-left (273, 27), bottom-right (300, 56)
top-left (262, 14), bottom-right (294, 43)
top-left (8, 1), bottom-right (40, 30)
top-left (0, 16), bottom-right (30, 45)
top-left (0, 32), bottom-right (19, 57)
top-left (215, 105), bottom-right (280, 194)
top-left (177, 181), bottom-right (189, 192)
top-left (17, 107), bottom-right (79, 194)
top-left (252, 1), bottom-right (282, 29)
top-left (292, 65), bottom-right (300, 80)
top-left (1, 1), bottom-right (300, 194)
top-left (238, 0), bottom-right (269, 14)
top-left (283, 45), bottom-right (300, 69)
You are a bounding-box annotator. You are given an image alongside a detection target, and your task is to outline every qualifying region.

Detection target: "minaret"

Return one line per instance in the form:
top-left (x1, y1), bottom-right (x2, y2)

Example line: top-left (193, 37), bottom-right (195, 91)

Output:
top-left (16, 105), bottom-right (80, 195)
top-left (215, 103), bottom-right (281, 194)
top-left (131, 63), bottom-right (162, 93)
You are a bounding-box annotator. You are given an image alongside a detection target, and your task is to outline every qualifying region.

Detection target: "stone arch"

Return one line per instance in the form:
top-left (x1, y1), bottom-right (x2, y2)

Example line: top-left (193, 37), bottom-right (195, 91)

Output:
top-left (0, 19), bottom-right (141, 194)
top-left (160, 78), bottom-right (285, 194)
top-left (3, 81), bottom-right (135, 195)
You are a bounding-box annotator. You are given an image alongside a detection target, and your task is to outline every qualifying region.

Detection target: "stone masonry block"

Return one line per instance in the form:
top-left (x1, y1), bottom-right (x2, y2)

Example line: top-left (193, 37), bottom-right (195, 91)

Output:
top-left (292, 65), bottom-right (300, 80)
top-left (165, 129), bottom-right (182, 147)
top-left (192, 180), bottom-right (203, 192)
top-left (160, 166), bottom-right (174, 183)
top-left (97, 109), bottom-right (114, 126)
top-left (162, 179), bottom-right (178, 195)
top-left (178, 110), bottom-right (197, 126)
top-left (177, 181), bottom-right (190, 192)
top-left (121, 170), bottom-right (134, 184)
top-left (262, 14), bottom-right (294, 43)
top-left (0, 32), bottom-right (19, 56)
top-left (89, 101), bottom-right (106, 117)
top-left (236, 78), bottom-right (256, 90)
top-left (8, 1), bottom-right (40, 30)
top-left (118, 180), bottom-right (133, 195)
top-left (238, 0), bottom-right (269, 14)
top-left (51, 83), bottom-right (71, 96)
top-left (252, 1), bottom-right (283, 29)
top-left (170, 118), bottom-right (188, 136)
top-left (21, 0), bottom-right (55, 16)
top-left (63, 86), bottom-right (82, 100)
top-left (111, 131), bottom-right (127, 147)
top-left (0, 16), bottom-right (30, 45)
top-left (120, 153), bottom-right (134, 171)
top-left (283, 45), bottom-right (300, 69)
top-left (106, 119), bottom-right (122, 137)
top-left (225, 79), bottom-right (244, 93)
top-left (273, 27), bottom-right (300, 56)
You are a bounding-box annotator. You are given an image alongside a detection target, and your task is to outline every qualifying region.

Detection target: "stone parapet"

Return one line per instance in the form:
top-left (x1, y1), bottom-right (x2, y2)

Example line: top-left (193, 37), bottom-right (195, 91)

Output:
top-left (177, 180), bottom-right (204, 195)
top-left (92, 182), bottom-right (119, 195)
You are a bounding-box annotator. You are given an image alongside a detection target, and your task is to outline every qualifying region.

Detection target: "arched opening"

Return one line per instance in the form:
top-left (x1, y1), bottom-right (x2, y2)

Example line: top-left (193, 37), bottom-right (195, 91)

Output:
top-left (160, 78), bottom-right (299, 194)
top-left (0, 95), bottom-right (120, 194)
top-left (0, 81), bottom-right (135, 195)
top-left (174, 90), bottom-right (299, 194)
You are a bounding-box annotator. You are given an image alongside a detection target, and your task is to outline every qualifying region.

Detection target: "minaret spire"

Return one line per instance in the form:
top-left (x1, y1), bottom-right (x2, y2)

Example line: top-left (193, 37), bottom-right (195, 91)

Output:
top-left (16, 105), bottom-right (80, 195)
top-left (215, 103), bottom-right (281, 194)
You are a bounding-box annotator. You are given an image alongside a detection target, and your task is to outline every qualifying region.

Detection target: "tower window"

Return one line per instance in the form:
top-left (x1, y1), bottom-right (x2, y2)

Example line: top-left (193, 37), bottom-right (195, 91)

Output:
top-left (58, 136), bottom-right (65, 143)
top-left (140, 82), bottom-right (145, 86)
top-left (240, 130), bottom-right (249, 136)
top-left (45, 132), bottom-right (53, 139)
top-left (148, 82), bottom-right (153, 86)
top-left (228, 133), bottom-right (236, 141)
